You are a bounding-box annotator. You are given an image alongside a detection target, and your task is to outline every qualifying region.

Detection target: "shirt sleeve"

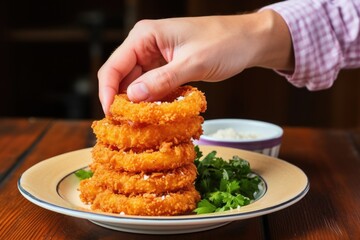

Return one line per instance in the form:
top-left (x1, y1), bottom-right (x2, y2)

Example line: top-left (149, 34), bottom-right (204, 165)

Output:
top-left (263, 0), bottom-right (360, 90)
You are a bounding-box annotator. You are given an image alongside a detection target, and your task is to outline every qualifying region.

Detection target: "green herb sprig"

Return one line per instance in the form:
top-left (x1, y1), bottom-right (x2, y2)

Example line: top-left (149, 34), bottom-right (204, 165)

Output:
top-left (75, 169), bottom-right (93, 180)
top-left (194, 146), bottom-right (261, 214)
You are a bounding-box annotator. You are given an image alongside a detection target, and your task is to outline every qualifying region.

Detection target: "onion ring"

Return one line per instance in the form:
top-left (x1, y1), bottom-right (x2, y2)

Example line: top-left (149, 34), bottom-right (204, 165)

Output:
top-left (109, 85), bottom-right (207, 124)
top-left (90, 186), bottom-right (200, 216)
top-left (92, 117), bottom-right (203, 150)
top-left (79, 178), bottom-right (103, 203)
top-left (91, 141), bottom-right (196, 172)
top-left (79, 163), bottom-right (197, 198)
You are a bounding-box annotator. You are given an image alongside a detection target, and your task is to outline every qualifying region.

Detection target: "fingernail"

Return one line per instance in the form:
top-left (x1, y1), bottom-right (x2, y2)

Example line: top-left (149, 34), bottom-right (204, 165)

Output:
top-left (101, 98), bottom-right (110, 116)
top-left (102, 104), bottom-right (107, 116)
top-left (128, 82), bottom-right (149, 101)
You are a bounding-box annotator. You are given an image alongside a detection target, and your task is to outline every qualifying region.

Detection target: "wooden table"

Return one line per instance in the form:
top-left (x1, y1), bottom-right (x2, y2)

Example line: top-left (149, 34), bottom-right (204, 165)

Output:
top-left (1, 118), bottom-right (360, 239)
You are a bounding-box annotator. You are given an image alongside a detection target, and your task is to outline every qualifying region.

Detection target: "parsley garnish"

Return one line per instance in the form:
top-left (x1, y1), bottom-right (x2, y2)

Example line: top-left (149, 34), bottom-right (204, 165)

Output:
top-left (75, 169), bottom-right (93, 180)
top-left (194, 146), bottom-right (261, 214)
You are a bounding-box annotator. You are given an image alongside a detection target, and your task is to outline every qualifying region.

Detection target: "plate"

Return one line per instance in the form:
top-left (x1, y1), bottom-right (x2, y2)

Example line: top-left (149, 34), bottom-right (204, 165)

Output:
top-left (18, 146), bottom-right (309, 234)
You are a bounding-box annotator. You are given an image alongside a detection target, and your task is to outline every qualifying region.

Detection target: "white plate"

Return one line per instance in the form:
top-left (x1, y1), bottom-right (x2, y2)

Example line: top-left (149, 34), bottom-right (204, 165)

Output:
top-left (18, 146), bottom-right (309, 235)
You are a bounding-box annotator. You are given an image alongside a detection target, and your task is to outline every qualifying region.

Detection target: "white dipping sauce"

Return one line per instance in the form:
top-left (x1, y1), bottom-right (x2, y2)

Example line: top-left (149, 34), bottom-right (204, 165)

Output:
top-left (208, 128), bottom-right (258, 140)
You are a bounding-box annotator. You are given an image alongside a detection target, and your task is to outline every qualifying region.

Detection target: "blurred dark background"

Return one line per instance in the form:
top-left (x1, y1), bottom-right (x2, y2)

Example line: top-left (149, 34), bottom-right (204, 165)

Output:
top-left (1, 0), bottom-right (359, 128)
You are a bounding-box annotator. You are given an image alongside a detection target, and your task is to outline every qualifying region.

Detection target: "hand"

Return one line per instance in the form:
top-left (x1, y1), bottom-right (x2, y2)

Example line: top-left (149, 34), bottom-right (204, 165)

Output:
top-left (98, 10), bottom-right (293, 115)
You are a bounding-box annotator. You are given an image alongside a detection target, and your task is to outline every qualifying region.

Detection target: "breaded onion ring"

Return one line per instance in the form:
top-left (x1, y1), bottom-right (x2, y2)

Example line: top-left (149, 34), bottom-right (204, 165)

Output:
top-left (90, 186), bottom-right (200, 216)
top-left (91, 141), bottom-right (196, 172)
top-left (109, 85), bottom-right (207, 124)
top-left (92, 117), bottom-right (203, 150)
top-left (80, 164), bottom-right (197, 197)
top-left (79, 179), bottom-right (103, 203)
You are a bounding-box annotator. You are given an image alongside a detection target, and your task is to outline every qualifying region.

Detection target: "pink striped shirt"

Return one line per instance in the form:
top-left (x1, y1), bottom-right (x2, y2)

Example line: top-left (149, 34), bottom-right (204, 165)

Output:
top-left (264, 0), bottom-right (360, 90)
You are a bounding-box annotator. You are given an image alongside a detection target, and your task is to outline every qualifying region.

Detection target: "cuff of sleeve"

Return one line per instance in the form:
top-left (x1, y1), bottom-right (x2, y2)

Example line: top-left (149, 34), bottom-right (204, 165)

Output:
top-left (261, 0), bottom-right (342, 91)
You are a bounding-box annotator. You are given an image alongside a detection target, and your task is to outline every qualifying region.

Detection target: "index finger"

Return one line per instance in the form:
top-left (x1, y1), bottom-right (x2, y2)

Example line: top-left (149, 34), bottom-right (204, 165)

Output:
top-left (98, 40), bottom-right (137, 115)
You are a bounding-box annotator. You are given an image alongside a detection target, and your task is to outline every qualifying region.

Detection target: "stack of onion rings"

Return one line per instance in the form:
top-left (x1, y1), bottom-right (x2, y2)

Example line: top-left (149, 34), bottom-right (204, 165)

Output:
top-left (79, 85), bottom-right (207, 216)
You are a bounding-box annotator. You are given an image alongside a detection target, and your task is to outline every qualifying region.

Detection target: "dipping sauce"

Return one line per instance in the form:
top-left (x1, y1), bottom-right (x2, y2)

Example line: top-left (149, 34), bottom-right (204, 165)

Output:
top-left (208, 128), bottom-right (258, 140)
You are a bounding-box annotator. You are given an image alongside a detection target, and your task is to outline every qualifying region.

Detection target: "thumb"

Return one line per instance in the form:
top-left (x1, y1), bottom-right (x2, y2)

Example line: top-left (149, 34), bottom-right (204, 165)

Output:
top-left (127, 60), bottom-right (197, 102)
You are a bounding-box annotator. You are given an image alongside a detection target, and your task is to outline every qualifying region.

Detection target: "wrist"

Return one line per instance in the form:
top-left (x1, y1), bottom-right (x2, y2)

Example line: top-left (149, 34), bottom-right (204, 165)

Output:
top-left (246, 10), bottom-right (294, 71)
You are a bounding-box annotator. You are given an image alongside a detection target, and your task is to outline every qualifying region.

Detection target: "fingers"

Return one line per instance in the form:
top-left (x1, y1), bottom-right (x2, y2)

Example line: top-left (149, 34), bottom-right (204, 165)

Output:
top-left (98, 18), bottom-right (207, 109)
top-left (127, 59), bottom-right (198, 102)
top-left (118, 65), bottom-right (143, 93)
top-left (98, 66), bottom-right (121, 115)
top-left (98, 40), bottom-right (137, 115)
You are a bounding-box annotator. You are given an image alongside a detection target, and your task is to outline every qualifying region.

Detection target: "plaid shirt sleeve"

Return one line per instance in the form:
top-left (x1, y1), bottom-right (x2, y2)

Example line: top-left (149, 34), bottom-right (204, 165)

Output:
top-left (263, 0), bottom-right (360, 90)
